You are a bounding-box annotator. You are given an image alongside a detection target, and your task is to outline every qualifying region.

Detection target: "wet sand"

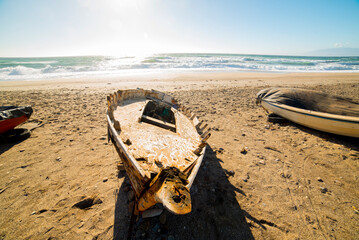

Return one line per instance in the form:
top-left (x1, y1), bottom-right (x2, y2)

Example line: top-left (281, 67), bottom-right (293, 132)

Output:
top-left (0, 72), bottom-right (358, 239)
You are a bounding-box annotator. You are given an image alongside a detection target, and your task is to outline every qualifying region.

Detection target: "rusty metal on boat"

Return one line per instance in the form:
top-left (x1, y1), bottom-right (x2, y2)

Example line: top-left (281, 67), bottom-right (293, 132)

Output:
top-left (107, 89), bottom-right (210, 215)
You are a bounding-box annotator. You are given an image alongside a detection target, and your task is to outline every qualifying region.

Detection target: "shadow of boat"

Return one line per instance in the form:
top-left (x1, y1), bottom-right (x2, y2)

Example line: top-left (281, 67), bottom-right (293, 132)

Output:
top-left (277, 121), bottom-right (359, 151)
top-left (112, 145), bottom-right (266, 240)
top-left (0, 128), bottom-right (31, 155)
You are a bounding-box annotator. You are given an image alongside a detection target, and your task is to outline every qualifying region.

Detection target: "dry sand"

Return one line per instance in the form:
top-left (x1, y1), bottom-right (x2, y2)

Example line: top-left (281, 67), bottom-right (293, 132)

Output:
top-left (0, 72), bottom-right (358, 240)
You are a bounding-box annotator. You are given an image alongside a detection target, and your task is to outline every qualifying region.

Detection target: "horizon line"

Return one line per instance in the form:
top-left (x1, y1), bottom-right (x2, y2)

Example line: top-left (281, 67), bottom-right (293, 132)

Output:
top-left (1, 51), bottom-right (359, 58)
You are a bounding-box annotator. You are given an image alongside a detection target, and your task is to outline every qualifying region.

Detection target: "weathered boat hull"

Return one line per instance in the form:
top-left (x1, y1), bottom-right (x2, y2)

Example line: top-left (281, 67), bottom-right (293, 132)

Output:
top-left (107, 89), bottom-right (210, 215)
top-left (257, 88), bottom-right (359, 138)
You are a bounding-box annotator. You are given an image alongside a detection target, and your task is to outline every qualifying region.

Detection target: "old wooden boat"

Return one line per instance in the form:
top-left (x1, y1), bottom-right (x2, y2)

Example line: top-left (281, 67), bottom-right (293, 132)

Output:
top-left (257, 88), bottom-right (359, 138)
top-left (0, 106), bottom-right (33, 134)
top-left (107, 89), bottom-right (210, 215)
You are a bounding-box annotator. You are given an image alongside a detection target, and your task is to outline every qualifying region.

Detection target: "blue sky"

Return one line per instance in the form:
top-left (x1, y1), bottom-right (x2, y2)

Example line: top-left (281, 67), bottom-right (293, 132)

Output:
top-left (0, 0), bottom-right (358, 57)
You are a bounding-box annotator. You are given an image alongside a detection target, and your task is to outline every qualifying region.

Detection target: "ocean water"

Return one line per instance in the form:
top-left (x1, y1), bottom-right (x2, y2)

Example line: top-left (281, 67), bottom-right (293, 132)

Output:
top-left (1, 53), bottom-right (359, 81)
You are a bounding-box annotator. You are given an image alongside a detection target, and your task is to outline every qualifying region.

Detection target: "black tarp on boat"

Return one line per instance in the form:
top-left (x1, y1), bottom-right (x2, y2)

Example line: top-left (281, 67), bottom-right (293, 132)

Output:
top-left (256, 88), bottom-right (359, 117)
top-left (0, 106), bottom-right (33, 121)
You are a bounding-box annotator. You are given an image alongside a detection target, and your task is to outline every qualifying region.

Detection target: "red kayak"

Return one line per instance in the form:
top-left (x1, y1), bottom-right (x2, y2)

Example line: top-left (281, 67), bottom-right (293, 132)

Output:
top-left (0, 106), bottom-right (33, 134)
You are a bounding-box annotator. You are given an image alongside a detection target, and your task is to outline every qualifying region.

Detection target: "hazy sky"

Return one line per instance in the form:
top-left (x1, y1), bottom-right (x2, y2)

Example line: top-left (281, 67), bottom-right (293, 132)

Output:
top-left (0, 0), bottom-right (358, 57)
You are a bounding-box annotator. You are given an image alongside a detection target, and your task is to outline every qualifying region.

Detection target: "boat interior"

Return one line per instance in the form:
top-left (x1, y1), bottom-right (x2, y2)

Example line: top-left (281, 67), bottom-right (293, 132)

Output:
top-left (140, 100), bottom-right (177, 132)
top-left (113, 97), bottom-right (201, 175)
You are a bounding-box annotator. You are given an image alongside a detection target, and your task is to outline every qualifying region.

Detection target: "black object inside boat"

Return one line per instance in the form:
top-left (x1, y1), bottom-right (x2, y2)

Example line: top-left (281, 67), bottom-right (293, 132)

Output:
top-left (141, 100), bottom-right (176, 132)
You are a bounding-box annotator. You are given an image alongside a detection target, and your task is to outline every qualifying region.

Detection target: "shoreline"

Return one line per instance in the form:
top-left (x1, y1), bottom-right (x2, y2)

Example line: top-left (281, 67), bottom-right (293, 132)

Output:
top-left (1, 71), bottom-right (359, 91)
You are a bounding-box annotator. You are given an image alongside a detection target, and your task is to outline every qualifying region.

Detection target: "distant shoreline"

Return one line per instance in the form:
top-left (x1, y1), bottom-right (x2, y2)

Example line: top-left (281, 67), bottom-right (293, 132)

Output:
top-left (1, 71), bottom-right (358, 91)
top-left (1, 54), bottom-right (358, 82)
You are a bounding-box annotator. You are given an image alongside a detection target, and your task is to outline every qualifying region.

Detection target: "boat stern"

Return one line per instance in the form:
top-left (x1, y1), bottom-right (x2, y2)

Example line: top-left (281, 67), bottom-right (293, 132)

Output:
top-left (137, 167), bottom-right (192, 215)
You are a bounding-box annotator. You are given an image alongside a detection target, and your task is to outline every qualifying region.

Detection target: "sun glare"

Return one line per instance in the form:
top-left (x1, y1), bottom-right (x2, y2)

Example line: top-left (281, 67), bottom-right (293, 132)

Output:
top-left (75, 0), bottom-right (162, 55)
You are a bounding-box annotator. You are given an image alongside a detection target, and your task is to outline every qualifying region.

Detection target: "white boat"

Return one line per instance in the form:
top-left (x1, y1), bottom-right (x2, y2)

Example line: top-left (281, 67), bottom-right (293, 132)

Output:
top-left (106, 89), bottom-right (210, 215)
top-left (256, 88), bottom-right (359, 138)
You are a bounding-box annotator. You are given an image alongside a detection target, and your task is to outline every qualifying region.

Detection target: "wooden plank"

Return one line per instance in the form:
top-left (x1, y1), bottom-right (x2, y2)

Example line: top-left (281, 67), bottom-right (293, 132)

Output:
top-left (150, 89), bottom-right (165, 100)
top-left (195, 120), bottom-right (203, 130)
top-left (192, 117), bottom-right (200, 127)
top-left (163, 94), bottom-right (173, 105)
top-left (202, 132), bottom-right (211, 142)
top-left (201, 129), bottom-right (210, 138)
top-left (141, 115), bottom-right (176, 132)
top-left (187, 146), bottom-right (206, 189)
top-left (107, 115), bottom-right (149, 181)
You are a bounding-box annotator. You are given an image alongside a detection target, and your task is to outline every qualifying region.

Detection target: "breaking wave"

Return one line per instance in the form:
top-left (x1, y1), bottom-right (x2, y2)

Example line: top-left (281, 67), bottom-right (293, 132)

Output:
top-left (1, 54), bottom-right (358, 81)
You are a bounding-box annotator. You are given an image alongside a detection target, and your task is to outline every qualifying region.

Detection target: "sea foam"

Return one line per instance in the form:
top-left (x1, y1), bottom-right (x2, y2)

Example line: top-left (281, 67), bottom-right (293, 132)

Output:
top-left (0, 54), bottom-right (358, 81)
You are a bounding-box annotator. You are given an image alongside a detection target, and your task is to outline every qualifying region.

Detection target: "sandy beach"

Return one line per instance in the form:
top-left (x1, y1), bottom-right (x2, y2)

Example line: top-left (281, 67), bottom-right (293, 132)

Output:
top-left (0, 72), bottom-right (359, 240)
